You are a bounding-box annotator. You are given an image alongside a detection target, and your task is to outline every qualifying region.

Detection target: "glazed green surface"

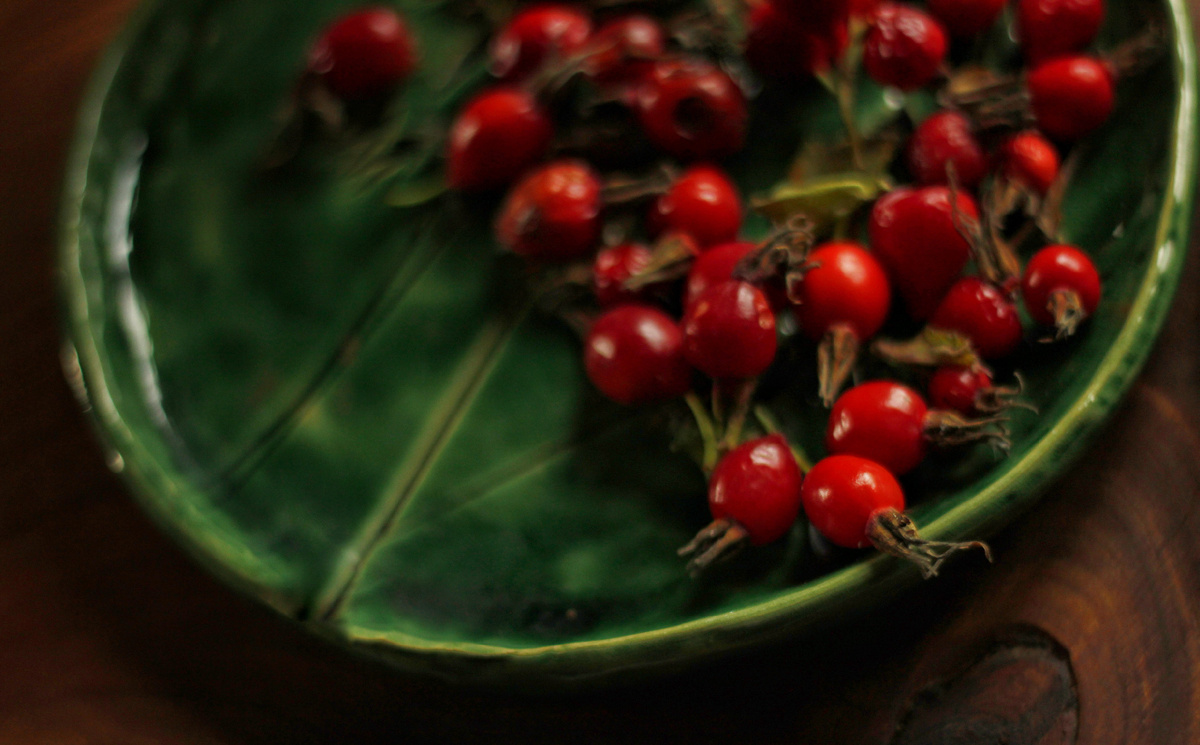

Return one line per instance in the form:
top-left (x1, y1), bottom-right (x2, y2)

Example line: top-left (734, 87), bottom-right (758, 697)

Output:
top-left (61, 0), bottom-right (1196, 684)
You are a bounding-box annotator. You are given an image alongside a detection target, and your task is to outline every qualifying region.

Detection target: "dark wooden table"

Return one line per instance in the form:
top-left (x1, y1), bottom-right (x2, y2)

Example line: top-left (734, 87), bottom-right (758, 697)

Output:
top-left (4, 2), bottom-right (1200, 742)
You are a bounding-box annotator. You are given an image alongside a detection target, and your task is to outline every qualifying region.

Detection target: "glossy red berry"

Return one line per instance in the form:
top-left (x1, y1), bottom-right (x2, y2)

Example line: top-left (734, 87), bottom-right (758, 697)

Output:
top-left (868, 185), bottom-right (978, 320)
top-left (708, 434), bottom-right (804, 546)
top-left (794, 242), bottom-right (891, 342)
top-left (926, 0), bottom-right (1007, 38)
top-left (592, 243), bottom-right (653, 307)
top-left (929, 365), bottom-right (995, 416)
top-left (308, 8), bottom-right (418, 101)
top-left (685, 241), bottom-right (758, 308)
top-left (801, 455), bottom-right (905, 549)
top-left (489, 4), bottom-right (593, 82)
top-left (586, 15), bottom-right (665, 83)
top-left (906, 110), bottom-right (987, 190)
top-left (1021, 244), bottom-right (1102, 326)
top-left (584, 305), bottom-right (692, 405)
top-left (447, 87), bottom-right (552, 191)
top-left (495, 160), bottom-right (602, 261)
top-left (682, 280), bottom-right (778, 380)
top-left (826, 381), bottom-right (929, 476)
top-left (929, 278), bottom-right (1024, 359)
top-left (863, 3), bottom-right (948, 91)
top-left (1017, 0), bottom-right (1105, 64)
top-left (745, 1), bottom-right (848, 80)
top-left (635, 58), bottom-right (748, 161)
top-left (648, 165), bottom-right (743, 248)
top-left (1028, 56), bottom-right (1115, 142)
top-left (999, 131), bottom-right (1061, 194)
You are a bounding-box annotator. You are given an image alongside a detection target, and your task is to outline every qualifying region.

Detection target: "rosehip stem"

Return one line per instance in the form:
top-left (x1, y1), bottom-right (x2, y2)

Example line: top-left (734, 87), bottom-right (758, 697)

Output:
top-left (684, 391), bottom-right (721, 472)
top-left (718, 378), bottom-right (757, 452)
top-left (753, 406), bottom-right (814, 472)
top-left (864, 508), bottom-right (992, 578)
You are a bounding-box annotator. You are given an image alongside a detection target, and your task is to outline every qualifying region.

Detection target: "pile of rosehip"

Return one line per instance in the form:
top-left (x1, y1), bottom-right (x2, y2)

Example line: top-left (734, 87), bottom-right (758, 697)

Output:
top-left (301, 0), bottom-right (1141, 578)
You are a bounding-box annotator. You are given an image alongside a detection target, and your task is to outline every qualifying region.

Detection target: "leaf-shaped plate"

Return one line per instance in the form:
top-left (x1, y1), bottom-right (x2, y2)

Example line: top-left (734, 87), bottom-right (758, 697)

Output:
top-left (60, 0), bottom-right (1197, 687)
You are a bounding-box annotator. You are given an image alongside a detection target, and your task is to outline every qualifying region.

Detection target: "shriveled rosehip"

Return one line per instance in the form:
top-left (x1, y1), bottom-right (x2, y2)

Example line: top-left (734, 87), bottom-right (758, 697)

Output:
top-left (1017, 0), bottom-right (1105, 64)
top-left (802, 454), bottom-right (989, 575)
top-left (929, 365), bottom-right (994, 416)
top-left (685, 241), bottom-right (759, 308)
top-left (802, 455), bottom-right (904, 549)
top-left (592, 243), bottom-right (653, 307)
top-left (999, 131), bottom-right (1061, 194)
top-left (682, 280), bottom-right (778, 380)
top-left (906, 110), bottom-right (987, 190)
top-left (308, 8), bottom-right (418, 101)
top-left (1021, 244), bottom-right (1102, 336)
top-left (868, 185), bottom-right (978, 320)
top-left (863, 3), bottom-right (948, 91)
top-left (586, 15), bottom-right (665, 83)
top-left (929, 277), bottom-right (1024, 359)
top-left (679, 433), bottom-right (803, 572)
top-left (584, 305), bottom-right (692, 405)
top-left (744, 1), bottom-right (848, 80)
top-left (926, 0), bottom-right (1007, 38)
top-left (489, 4), bottom-right (593, 82)
top-left (446, 87), bottom-right (552, 191)
top-left (826, 380), bottom-right (1005, 475)
top-left (635, 58), bottom-right (748, 161)
top-left (1028, 56), bottom-right (1115, 142)
top-left (648, 165), bottom-right (743, 248)
top-left (495, 160), bottom-right (602, 261)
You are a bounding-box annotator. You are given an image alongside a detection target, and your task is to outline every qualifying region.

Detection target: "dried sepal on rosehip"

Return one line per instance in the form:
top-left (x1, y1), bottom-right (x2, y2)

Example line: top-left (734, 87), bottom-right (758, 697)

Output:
top-left (825, 380), bottom-right (1009, 476)
top-left (801, 455), bottom-right (991, 578)
top-left (1021, 244), bottom-right (1102, 339)
top-left (790, 241), bottom-right (892, 406)
top-left (679, 434), bottom-right (804, 574)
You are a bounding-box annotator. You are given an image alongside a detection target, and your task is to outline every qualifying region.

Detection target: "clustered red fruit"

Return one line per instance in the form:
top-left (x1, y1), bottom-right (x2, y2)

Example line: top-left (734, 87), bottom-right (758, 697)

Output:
top-left (299, 0), bottom-right (1131, 578)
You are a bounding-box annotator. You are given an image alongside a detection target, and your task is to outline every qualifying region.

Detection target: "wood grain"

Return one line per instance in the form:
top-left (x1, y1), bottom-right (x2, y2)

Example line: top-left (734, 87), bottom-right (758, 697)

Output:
top-left (3, 1), bottom-right (1200, 743)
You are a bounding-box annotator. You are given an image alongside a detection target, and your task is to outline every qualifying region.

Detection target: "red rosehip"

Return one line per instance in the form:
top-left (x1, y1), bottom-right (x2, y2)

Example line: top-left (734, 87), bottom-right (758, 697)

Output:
top-left (308, 8), bottom-right (418, 101)
top-left (906, 110), bottom-right (987, 190)
top-left (826, 380), bottom-right (929, 476)
top-left (1017, 0), bottom-right (1105, 64)
top-left (868, 185), bottom-right (978, 320)
top-left (929, 365), bottom-right (995, 417)
top-left (999, 131), bottom-right (1061, 194)
top-left (926, 0), bottom-right (1007, 38)
top-left (682, 280), bottom-right (778, 380)
top-left (586, 14), bottom-right (665, 83)
top-left (592, 243), bottom-right (653, 307)
top-left (446, 87), bottom-right (553, 192)
top-left (584, 305), bottom-right (692, 405)
top-left (801, 455), bottom-right (905, 549)
top-left (1028, 56), bottom-right (1115, 142)
top-left (685, 241), bottom-right (756, 307)
top-left (707, 434), bottom-right (804, 546)
top-left (929, 277), bottom-right (1024, 359)
top-left (495, 160), bottom-right (602, 261)
top-left (863, 3), bottom-right (948, 91)
top-left (793, 242), bottom-right (891, 342)
top-left (635, 58), bottom-right (748, 161)
top-left (744, 1), bottom-right (848, 80)
top-left (489, 4), bottom-right (592, 82)
top-left (1021, 244), bottom-right (1102, 328)
top-left (648, 165), bottom-right (743, 248)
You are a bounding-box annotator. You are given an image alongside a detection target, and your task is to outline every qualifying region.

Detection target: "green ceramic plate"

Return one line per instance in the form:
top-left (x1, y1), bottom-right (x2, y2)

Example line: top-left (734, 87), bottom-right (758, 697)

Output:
top-left (60, 0), bottom-right (1196, 687)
